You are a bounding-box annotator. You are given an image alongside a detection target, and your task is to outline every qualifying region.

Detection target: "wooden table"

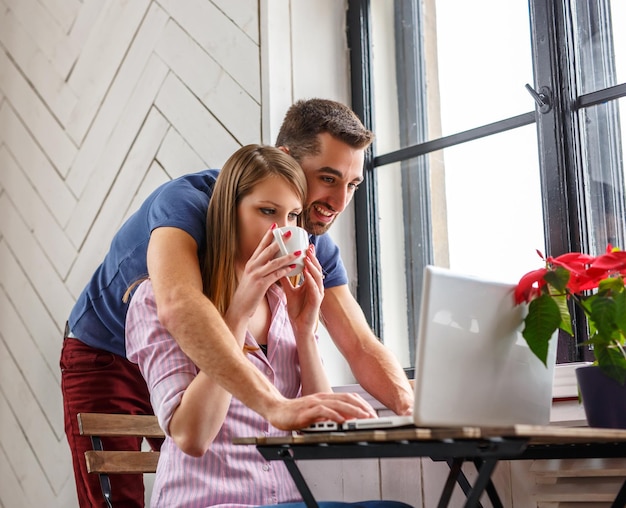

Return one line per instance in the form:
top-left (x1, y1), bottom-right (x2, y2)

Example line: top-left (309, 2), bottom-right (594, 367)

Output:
top-left (234, 425), bottom-right (626, 508)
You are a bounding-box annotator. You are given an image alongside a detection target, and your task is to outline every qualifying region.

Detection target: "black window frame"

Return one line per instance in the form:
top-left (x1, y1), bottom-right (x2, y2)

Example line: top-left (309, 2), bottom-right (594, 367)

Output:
top-left (348, 0), bottom-right (626, 366)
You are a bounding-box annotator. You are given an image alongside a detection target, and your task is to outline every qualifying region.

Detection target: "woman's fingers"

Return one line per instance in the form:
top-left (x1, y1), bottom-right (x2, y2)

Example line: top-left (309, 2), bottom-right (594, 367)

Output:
top-left (267, 392), bottom-right (378, 431)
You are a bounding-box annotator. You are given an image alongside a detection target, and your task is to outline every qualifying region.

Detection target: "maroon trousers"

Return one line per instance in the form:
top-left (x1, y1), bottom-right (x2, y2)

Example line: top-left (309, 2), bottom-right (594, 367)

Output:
top-left (61, 336), bottom-right (162, 507)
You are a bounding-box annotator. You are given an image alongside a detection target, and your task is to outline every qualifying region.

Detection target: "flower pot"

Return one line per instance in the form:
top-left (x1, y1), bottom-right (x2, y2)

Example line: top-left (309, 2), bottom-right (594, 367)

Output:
top-left (575, 365), bottom-right (626, 429)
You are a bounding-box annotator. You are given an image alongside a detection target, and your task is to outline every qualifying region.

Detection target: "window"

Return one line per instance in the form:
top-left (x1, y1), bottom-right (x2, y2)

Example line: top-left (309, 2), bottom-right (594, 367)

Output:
top-left (347, 0), bottom-right (626, 370)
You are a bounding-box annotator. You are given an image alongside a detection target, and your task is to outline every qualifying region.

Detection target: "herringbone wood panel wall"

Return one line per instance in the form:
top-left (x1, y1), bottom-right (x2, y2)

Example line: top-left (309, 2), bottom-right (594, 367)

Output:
top-left (0, 1), bottom-right (261, 506)
top-left (2, 1), bottom-right (612, 506)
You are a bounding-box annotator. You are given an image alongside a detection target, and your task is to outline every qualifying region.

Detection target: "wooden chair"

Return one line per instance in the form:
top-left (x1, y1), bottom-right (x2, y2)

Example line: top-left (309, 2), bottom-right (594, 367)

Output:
top-left (77, 413), bottom-right (165, 508)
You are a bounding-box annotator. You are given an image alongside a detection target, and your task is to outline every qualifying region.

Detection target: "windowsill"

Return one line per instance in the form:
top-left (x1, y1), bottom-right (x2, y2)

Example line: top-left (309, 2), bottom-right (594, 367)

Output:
top-left (333, 362), bottom-right (592, 426)
top-left (550, 362), bottom-right (591, 427)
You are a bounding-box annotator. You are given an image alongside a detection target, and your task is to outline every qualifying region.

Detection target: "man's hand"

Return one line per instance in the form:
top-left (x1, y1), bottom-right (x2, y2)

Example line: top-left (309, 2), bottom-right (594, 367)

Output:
top-left (265, 392), bottom-right (378, 431)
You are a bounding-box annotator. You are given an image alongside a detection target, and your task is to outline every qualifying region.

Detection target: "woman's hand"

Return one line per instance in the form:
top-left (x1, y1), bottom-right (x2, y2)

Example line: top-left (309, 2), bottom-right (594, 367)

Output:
top-left (226, 225), bottom-right (300, 335)
top-left (266, 391), bottom-right (378, 430)
top-left (281, 244), bottom-right (324, 337)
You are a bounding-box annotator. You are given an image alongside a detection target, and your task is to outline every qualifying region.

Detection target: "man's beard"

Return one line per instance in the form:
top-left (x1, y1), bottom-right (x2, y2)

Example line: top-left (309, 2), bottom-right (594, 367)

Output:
top-left (302, 206), bottom-right (334, 236)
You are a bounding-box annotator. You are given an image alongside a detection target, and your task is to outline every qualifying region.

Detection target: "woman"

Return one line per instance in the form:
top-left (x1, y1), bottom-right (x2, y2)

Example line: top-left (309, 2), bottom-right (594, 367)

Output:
top-left (125, 145), bottom-right (364, 507)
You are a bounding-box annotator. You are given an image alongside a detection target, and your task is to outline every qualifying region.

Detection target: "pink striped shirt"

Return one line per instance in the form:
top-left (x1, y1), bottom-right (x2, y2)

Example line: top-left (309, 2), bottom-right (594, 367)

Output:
top-left (126, 279), bottom-right (305, 507)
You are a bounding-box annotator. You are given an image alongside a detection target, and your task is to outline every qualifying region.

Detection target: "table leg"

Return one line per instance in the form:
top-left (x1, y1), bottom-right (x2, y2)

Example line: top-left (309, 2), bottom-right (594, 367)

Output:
top-left (463, 459), bottom-right (499, 508)
top-left (444, 459), bottom-right (484, 508)
top-left (611, 477), bottom-right (626, 508)
top-left (438, 458), bottom-right (464, 508)
top-left (473, 459), bottom-right (503, 508)
top-left (278, 448), bottom-right (319, 508)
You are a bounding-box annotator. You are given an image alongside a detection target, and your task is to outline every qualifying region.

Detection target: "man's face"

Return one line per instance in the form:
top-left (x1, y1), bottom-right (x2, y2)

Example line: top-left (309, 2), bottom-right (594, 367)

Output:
top-left (298, 132), bottom-right (365, 235)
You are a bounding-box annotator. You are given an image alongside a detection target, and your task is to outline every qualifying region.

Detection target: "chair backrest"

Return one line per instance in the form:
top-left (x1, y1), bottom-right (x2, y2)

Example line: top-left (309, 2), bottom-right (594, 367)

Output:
top-left (77, 413), bottom-right (165, 507)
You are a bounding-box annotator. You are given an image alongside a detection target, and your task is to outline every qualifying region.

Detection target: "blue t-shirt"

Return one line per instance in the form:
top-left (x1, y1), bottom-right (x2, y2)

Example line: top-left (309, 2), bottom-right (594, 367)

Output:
top-left (68, 169), bottom-right (348, 357)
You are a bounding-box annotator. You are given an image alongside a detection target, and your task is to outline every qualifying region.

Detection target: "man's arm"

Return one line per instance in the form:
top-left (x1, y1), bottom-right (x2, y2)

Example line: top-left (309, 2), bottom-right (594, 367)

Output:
top-left (146, 227), bottom-right (376, 429)
top-left (320, 284), bottom-right (414, 416)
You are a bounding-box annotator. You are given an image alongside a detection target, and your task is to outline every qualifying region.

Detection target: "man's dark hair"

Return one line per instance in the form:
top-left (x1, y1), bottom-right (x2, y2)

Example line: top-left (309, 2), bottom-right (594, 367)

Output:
top-left (275, 98), bottom-right (374, 162)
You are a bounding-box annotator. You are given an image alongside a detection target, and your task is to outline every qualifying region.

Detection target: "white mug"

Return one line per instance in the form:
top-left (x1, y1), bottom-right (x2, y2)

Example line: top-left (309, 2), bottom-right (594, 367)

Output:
top-left (272, 226), bottom-right (309, 277)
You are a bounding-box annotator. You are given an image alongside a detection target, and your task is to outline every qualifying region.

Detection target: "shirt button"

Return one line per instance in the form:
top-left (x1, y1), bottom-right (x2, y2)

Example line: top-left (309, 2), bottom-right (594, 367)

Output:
top-left (262, 464), bottom-right (270, 471)
top-left (266, 369), bottom-right (271, 376)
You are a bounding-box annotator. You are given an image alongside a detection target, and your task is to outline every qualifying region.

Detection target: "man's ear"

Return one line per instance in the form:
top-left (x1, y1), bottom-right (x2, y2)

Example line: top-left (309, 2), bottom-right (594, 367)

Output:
top-left (277, 145), bottom-right (290, 155)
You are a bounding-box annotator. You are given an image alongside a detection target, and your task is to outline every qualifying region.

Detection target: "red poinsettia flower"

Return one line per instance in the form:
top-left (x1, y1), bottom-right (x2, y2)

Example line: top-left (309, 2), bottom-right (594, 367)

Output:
top-left (547, 252), bottom-right (596, 276)
top-left (589, 250), bottom-right (626, 273)
top-left (514, 267), bottom-right (548, 304)
top-left (515, 244), bottom-right (626, 385)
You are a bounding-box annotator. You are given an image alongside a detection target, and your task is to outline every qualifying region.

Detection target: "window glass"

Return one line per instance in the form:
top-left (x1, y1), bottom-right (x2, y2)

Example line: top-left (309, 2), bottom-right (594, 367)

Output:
top-left (377, 125), bottom-right (545, 367)
top-left (371, 0), bottom-right (534, 153)
top-left (581, 97), bottom-right (626, 254)
top-left (441, 125), bottom-right (545, 280)
top-left (433, 0), bottom-right (534, 134)
top-left (574, 0), bottom-right (625, 95)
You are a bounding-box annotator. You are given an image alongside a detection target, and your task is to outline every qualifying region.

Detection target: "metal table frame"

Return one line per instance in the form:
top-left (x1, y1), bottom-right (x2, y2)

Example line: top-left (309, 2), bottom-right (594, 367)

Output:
top-left (236, 426), bottom-right (626, 508)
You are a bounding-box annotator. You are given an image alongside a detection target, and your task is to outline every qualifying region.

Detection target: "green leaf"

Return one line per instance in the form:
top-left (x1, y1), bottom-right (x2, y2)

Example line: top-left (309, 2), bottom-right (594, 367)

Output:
top-left (522, 294), bottom-right (561, 366)
top-left (598, 276), bottom-right (625, 294)
top-left (614, 289), bottom-right (626, 334)
top-left (553, 293), bottom-right (572, 335)
top-left (588, 295), bottom-right (617, 339)
top-left (544, 267), bottom-right (569, 293)
top-left (595, 345), bottom-right (626, 385)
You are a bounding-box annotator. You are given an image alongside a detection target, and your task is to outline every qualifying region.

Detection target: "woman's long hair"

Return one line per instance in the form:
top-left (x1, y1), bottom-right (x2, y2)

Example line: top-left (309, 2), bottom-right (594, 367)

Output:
top-left (203, 144), bottom-right (307, 315)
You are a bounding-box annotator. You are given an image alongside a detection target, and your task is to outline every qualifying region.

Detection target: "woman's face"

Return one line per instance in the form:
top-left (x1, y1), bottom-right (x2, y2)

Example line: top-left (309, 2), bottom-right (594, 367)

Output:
top-left (236, 175), bottom-right (303, 263)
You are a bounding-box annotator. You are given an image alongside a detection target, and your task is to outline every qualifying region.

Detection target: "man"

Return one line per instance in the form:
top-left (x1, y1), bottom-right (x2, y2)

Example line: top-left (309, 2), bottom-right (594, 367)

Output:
top-left (62, 98), bottom-right (413, 506)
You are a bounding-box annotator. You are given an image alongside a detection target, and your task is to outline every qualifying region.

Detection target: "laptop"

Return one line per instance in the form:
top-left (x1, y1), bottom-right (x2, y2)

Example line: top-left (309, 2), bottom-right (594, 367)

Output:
top-left (304, 265), bottom-right (557, 431)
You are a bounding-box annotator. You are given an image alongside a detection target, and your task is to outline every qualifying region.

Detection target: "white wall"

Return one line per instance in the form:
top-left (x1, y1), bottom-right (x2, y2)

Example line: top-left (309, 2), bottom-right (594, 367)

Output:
top-left (260, 0), bottom-right (358, 386)
top-left (0, 1), bottom-right (356, 506)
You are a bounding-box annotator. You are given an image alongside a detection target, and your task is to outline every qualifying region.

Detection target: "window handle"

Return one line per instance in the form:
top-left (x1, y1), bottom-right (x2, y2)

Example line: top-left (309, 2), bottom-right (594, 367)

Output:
top-left (525, 84), bottom-right (552, 113)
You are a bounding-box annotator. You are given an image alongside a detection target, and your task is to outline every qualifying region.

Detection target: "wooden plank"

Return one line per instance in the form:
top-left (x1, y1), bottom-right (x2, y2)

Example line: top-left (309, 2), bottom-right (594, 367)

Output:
top-left (37, 0), bottom-right (81, 34)
top-left (78, 414), bottom-right (163, 439)
top-left (155, 72), bottom-right (240, 168)
top-left (0, 103), bottom-right (76, 227)
top-left (65, 0), bottom-right (151, 144)
top-left (0, 144), bottom-right (76, 278)
top-left (65, 103), bottom-right (169, 297)
top-left (212, 0), bottom-right (259, 42)
top-left (155, 18), bottom-right (261, 144)
top-left (67, 0), bottom-right (105, 49)
top-left (0, 196), bottom-right (75, 335)
top-left (158, 0), bottom-right (260, 101)
top-left (0, 434), bottom-right (29, 508)
top-left (84, 451), bottom-right (160, 475)
top-left (0, 388), bottom-right (55, 508)
top-left (380, 457), bottom-right (422, 504)
top-left (64, 55), bottom-right (169, 253)
top-left (121, 161), bottom-right (171, 225)
top-left (0, 237), bottom-right (64, 383)
top-left (2, 0), bottom-right (79, 78)
top-left (298, 460), bottom-right (345, 500)
top-left (238, 424), bottom-right (626, 446)
top-left (78, 413), bottom-right (163, 476)
top-left (155, 127), bottom-right (207, 180)
top-left (0, 6), bottom-right (77, 123)
top-left (531, 458), bottom-right (626, 477)
top-left (0, 333), bottom-right (71, 490)
top-left (99, 107), bottom-right (168, 233)
top-left (492, 424), bottom-right (626, 443)
top-left (0, 50), bottom-right (77, 177)
top-left (533, 476), bottom-right (622, 502)
top-left (65, 2), bottom-right (169, 197)
top-left (0, 283), bottom-right (65, 436)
